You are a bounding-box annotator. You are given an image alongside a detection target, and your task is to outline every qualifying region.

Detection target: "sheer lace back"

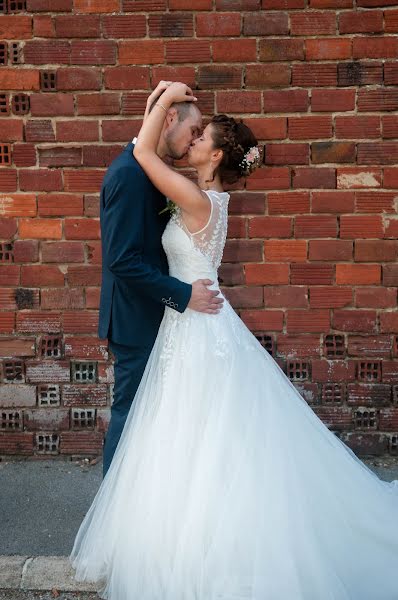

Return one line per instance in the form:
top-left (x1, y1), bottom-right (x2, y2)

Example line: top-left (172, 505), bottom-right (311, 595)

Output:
top-left (167, 189), bottom-right (230, 273)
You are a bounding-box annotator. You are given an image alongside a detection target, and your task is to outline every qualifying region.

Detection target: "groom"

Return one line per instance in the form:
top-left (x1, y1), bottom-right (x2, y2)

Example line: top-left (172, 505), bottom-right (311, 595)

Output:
top-left (99, 86), bottom-right (223, 477)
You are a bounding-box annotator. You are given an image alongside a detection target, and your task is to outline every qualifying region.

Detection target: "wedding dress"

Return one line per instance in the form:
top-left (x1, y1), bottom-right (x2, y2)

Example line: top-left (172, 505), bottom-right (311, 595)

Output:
top-left (70, 189), bottom-right (398, 600)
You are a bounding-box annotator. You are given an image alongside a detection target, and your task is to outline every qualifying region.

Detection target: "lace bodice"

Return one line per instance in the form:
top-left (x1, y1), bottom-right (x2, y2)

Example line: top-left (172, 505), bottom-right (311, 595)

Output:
top-left (162, 189), bottom-right (230, 284)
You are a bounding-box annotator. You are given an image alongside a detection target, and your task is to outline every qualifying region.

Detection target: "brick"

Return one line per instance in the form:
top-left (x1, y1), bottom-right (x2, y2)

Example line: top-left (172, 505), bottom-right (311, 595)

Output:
top-left (0, 432), bottom-right (34, 454)
top-left (102, 119), bottom-right (141, 142)
top-left (212, 39), bottom-right (256, 63)
top-left (287, 310), bottom-right (330, 333)
top-left (120, 92), bottom-right (147, 115)
top-left (229, 192), bottom-right (265, 216)
top-left (222, 286), bottom-right (263, 309)
top-left (384, 168), bottom-right (398, 190)
top-left (358, 0), bottom-right (397, 6)
top-left (71, 40), bottom-right (117, 65)
top-left (151, 66), bottom-right (195, 88)
top-left (337, 168), bottom-right (382, 189)
top-left (259, 39), bottom-right (304, 62)
top-left (56, 120), bottom-right (99, 142)
top-left (21, 265), bottom-right (64, 287)
top-left (355, 288), bottom-right (396, 309)
top-left (357, 143), bottom-right (398, 165)
top-left (306, 39), bottom-right (351, 61)
top-left (382, 116), bottom-right (398, 139)
top-left (0, 338), bottom-right (35, 358)
top-left (74, 0), bottom-right (119, 11)
top-left (67, 265), bottom-right (101, 286)
top-left (85, 286), bottom-right (100, 308)
top-left (196, 12), bottom-right (240, 36)
top-left (30, 93), bottom-right (74, 117)
top-left (288, 116), bottom-right (332, 140)
top-left (293, 167), bottom-right (336, 189)
top-left (333, 310), bottom-right (377, 333)
top-left (63, 311), bottom-right (98, 333)
top-left (0, 312), bottom-right (15, 333)
top-left (385, 9), bottom-right (398, 32)
top-left (310, 0), bottom-right (352, 6)
top-left (0, 266), bottom-right (20, 286)
top-left (335, 116), bottom-right (380, 139)
top-left (64, 336), bottom-right (108, 360)
top-left (33, 15), bottom-right (55, 37)
top-left (57, 68), bottom-right (102, 91)
top-left (243, 117), bottom-right (286, 140)
top-left (246, 167), bottom-right (290, 190)
top-left (267, 191), bottom-right (310, 215)
top-left (290, 12), bottom-right (335, 36)
top-left (312, 142), bottom-right (356, 164)
top-left (0, 194), bottom-right (36, 217)
top-left (0, 16), bottom-right (32, 39)
top-left (13, 144), bottom-right (37, 168)
top-left (0, 171), bottom-right (17, 192)
top-left (19, 218), bottom-right (62, 240)
top-left (245, 263), bottom-right (289, 286)
top-left (60, 431), bottom-right (103, 454)
top-left (13, 240), bottom-right (39, 263)
top-left (263, 89), bottom-right (308, 113)
top-left (336, 264), bottom-right (381, 285)
top-left (292, 64), bottom-right (337, 87)
top-left (265, 143), bottom-right (309, 166)
top-left (38, 147), bottom-right (81, 169)
top-left (25, 120), bottom-right (55, 143)
top-left (312, 191), bottom-right (355, 213)
top-left (64, 218), bottom-right (100, 240)
top-left (308, 239), bottom-right (353, 261)
top-left (41, 242), bottom-right (84, 264)
top-left (0, 69), bottom-right (40, 91)
top-left (119, 40), bottom-right (163, 65)
top-left (82, 145), bottom-right (122, 167)
top-left (354, 37), bottom-right (398, 59)
top-left (243, 12), bottom-right (288, 35)
top-left (216, 91), bottom-right (261, 114)
top-left (64, 170), bottom-right (105, 193)
top-left (354, 240), bottom-right (398, 262)
top-left (77, 93), bottom-right (119, 116)
top-left (240, 309), bottom-right (284, 331)
top-left (24, 408), bottom-right (69, 432)
top-left (294, 215), bottom-right (338, 238)
top-left (55, 14), bottom-right (100, 37)
top-left (309, 285), bottom-right (353, 308)
top-left (290, 263), bottom-right (334, 285)
top-left (339, 10), bottom-right (383, 33)
top-left (198, 66), bottom-right (242, 89)
top-left (245, 64), bottom-right (291, 88)
top-left (0, 120), bottom-right (23, 142)
top-left (38, 194), bottom-right (83, 216)
top-left (340, 215), bottom-right (384, 238)
top-left (0, 217), bottom-right (17, 239)
top-left (227, 216), bottom-right (247, 238)
top-left (19, 170), bottom-right (62, 192)
top-left (170, 0), bottom-right (210, 6)
top-left (148, 12), bottom-right (194, 38)
top-left (103, 15), bottom-right (146, 38)
top-left (356, 191), bottom-right (396, 214)
top-left (358, 89), bottom-right (398, 112)
top-left (264, 240), bottom-right (308, 262)
top-left (311, 89), bottom-right (355, 112)
top-left (166, 40), bottom-right (210, 63)
top-left (26, 0), bottom-right (72, 9)
top-left (248, 216), bottom-right (291, 238)
top-left (337, 61), bottom-right (382, 86)
top-left (104, 66), bottom-right (149, 90)
top-left (25, 359), bottom-right (69, 381)
top-left (41, 288), bottom-right (84, 310)
top-left (24, 41), bottom-right (70, 64)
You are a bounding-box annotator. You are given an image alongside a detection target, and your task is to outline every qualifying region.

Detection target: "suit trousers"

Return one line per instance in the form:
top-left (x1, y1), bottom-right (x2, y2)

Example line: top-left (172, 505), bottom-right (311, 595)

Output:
top-left (102, 338), bottom-right (154, 478)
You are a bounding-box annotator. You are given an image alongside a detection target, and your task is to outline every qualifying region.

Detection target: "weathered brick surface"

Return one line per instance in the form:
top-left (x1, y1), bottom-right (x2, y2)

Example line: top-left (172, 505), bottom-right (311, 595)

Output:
top-left (0, 3), bottom-right (396, 459)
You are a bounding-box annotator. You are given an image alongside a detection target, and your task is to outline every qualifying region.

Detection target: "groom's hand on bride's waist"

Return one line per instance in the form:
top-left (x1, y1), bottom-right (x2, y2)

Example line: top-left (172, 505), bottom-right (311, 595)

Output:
top-left (187, 279), bottom-right (224, 314)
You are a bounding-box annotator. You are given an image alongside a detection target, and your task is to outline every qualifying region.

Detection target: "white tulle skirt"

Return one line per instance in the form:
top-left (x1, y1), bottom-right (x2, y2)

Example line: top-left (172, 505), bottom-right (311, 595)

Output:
top-left (70, 297), bottom-right (398, 600)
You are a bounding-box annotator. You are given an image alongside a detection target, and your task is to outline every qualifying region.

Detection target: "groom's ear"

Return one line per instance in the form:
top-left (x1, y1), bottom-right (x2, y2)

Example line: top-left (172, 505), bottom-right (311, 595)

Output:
top-left (166, 106), bottom-right (178, 126)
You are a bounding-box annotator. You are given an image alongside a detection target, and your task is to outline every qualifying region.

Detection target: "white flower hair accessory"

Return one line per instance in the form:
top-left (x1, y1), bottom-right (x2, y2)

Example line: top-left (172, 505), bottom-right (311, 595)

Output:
top-left (239, 145), bottom-right (261, 175)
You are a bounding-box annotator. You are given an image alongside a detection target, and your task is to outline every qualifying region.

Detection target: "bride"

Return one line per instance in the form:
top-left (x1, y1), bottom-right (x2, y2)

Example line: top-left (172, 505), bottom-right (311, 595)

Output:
top-left (70, 82), bottom-right (398, 600)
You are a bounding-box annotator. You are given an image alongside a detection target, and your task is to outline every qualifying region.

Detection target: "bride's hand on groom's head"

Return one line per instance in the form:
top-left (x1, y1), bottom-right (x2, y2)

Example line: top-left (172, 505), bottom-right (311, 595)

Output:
top-left (162, 82), bottom-right (197, 105)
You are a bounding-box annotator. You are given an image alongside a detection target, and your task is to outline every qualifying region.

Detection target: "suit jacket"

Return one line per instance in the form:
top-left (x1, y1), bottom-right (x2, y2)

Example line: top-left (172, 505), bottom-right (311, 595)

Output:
top-left (98, 141), bottom-right (192, 347)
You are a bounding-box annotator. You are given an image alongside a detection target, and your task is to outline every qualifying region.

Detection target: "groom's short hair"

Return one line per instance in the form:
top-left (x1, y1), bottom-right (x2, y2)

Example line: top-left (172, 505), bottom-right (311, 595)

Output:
top-left (148, 97), bottom-right (196, 122)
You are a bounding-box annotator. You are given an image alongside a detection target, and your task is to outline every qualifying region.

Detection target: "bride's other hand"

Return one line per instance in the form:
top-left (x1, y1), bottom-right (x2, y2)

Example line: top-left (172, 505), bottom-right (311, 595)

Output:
top-left (162, 82), bottom-right (197, 105)
top-left (143, 80), bottom-right (173, 122)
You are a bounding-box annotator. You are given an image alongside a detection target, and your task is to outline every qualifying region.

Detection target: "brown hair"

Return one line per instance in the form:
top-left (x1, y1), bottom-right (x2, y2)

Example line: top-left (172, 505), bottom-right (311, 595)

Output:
top-left (208, 115), bottom-right (259, 185)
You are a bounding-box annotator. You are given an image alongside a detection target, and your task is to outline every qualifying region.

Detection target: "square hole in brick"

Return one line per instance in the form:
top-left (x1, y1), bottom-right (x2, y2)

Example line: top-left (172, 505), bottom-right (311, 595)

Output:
top-left (2, 359), bottom-right (24, 383)
top-left (324, 334), bottom-right (345, 359)
top-left (322, 383), bottom-right (345, 404)
top-left (12, 93), bottom-right (30, 115)
top-left (389, 434), bottom-right (398, 456)
top-left (0, 144), bottom-right (11, 167)
top-left (36, 432), bottom-right (60, 454)
top-left (0, 93), bottom-right (9, 114)
top-left (254, 333), bottom-right (275, 356)
top-left (1, 410), bottom-right (22, 431)
top-left (71, 361), bottom-right (98, 383)
top-left (8, 0), bottom-right (26, 11)
top-left (0, 0), bottom-right (6, 13)
top-left (40, 335), bottom-right (62, 359)
top-left (287, 360), bottom-right (310, 381)
top-left (38, 384), bottom-right (60, 407)
top-left (353, 407), bottom-right (378, 430)
top-left (71, 408), bottom-right (96, 429)
top-left (357, 361), bottom-right (382, 382)
top-left (40, 71), bottom-right (56, 92)
top-left (0, 42), bottom-right (7, 65)
top-left (0, 241), bottom-right (13, 262)
top-left (10, 42), bottom-right (21, 64)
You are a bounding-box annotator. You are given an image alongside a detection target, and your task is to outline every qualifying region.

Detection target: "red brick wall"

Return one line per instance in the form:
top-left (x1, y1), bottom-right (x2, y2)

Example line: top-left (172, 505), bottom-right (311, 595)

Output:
top-left (0, 0), bottom-right (397, 459)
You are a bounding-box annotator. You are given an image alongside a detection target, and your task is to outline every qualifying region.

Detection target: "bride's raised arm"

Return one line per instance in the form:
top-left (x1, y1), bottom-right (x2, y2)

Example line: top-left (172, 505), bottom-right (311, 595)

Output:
top-left (133, 82), bottom-right (210, 217)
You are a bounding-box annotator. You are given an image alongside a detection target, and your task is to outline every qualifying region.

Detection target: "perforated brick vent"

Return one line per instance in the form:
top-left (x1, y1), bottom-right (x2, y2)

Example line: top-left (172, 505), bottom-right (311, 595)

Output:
top-left (12, 93), bottom-right (29, 115)
top-left (10, 42), bottom-right (21, 64)
top-left (36, 433), bottom-right (60, 454)
top-left (0, 93), bottom-right (8, 114)
top-left (0, 241), bottom-right (13, 262)
top-left (0, 42), bottom-right (7, 65)
top-left (353, 407), bottom-right (378, 430)
top-left (1, 410), bottom-right (22, 431)
top-left (0, 144), bottom-right (11, 166)
top-left (2, 360), bottom-right (24, 383)
top-left (38, 384), bottom-right (60, 407)
top-left (41, 71), bottom-right (56, 92)
top-left (71, 408), bottom-right (96, 429)
top-left (40, 335), bottom-right (62, 359)
top-left (254, 333), bottom-right (275, 356)
top-left (356, 361), bottom-right (382, 382)
top-left (287, 360), bottom-right (310, 381)
top-left (322, 383), bottom-right (345, 404)
top-left (8, 0), bottom-right (27, 12)
top-left (71, 361), bottom-right (97, 383)
top-left (324, 334), bottom-right (345, 359)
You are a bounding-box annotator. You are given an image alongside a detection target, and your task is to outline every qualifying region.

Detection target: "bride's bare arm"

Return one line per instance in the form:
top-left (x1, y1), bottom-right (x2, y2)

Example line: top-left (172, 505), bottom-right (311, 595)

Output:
top-left (133, 82), bottom-right (210, 218)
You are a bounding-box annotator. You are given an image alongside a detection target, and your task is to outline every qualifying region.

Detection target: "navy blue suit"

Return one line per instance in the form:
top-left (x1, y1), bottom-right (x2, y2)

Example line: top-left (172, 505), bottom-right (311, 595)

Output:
top-left (99, 141), bottom-right (192, 477)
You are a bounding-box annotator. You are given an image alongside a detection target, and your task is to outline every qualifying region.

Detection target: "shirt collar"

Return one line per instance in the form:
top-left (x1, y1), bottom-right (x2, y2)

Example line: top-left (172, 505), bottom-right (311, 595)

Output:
top-left (132, 137), bottom-right (138, 145)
